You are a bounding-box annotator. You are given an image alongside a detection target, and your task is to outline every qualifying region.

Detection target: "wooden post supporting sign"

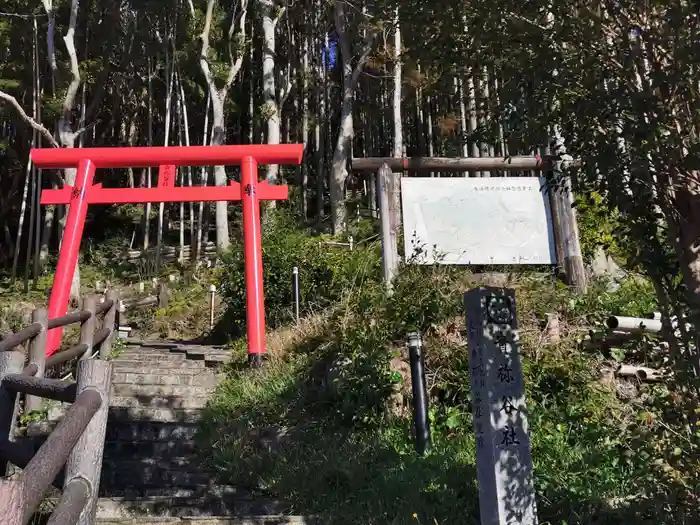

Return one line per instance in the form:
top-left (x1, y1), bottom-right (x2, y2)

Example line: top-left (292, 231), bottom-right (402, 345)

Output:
top-left (464, 287), bottom-right (538, 525)
top-left (377, 163), bottom-right (400, 292)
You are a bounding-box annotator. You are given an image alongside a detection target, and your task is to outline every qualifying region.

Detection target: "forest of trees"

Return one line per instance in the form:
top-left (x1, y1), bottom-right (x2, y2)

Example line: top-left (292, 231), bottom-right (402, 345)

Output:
top-left (2, 1), bottom-right (700, 365)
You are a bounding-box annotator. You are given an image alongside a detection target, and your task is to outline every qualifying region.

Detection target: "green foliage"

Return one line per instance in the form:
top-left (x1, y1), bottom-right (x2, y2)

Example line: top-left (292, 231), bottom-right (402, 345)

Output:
top-left (217, 209), bottom-right (382, 335)
top-left (574, 191), bottom-right (625, 263)
top-left (202, 225), bottom-right (694, 524)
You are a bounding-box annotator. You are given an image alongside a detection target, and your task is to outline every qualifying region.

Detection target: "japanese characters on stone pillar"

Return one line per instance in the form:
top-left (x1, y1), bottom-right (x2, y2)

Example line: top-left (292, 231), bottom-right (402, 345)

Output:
top-left (465, 287), bottom-right (538, 525)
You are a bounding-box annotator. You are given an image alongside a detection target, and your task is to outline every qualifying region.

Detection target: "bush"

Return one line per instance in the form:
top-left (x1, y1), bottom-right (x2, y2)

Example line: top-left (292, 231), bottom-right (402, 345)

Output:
top-left (201, 252), bottom-right (698, 524)
top-left (217, 210), bottom-right (382, 336)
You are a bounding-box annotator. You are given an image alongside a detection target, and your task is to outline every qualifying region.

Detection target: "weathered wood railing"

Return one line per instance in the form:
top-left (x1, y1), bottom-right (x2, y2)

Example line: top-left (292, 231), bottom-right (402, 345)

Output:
top-left (0, 291), bottom-right (117, 525)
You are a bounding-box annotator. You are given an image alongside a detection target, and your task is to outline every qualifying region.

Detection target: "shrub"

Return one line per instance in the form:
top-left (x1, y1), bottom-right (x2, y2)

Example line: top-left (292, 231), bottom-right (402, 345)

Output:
top-left (217, 210), bottom-right (382, 336)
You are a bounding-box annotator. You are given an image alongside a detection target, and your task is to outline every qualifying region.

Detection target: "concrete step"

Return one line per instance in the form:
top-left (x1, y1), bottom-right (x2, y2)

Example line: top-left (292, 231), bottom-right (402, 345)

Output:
top-left (30, 420), bottom-right (200, 441)
top-left (112, 372), bottom-right (224, 387)
top-left (103, 439), bottom-right (197, 458)
top-left (105, 421), bottom-right (200, 442)
top-left (49, 405), bottom-right (205, 424)
top-left (109, 406), bottom-right (204, 423)
top-left (95, 494), bottom-right (290, 519)
top-left (101, 462), bottom-right (212, 488)
top-left (112, 384), bottom-right (216, 398)
top-left (110, 396), bottom-right (209, 410)
top-left (116, 349), bottom-right (184, 356)
top-left (184, 351), bottom-right (231, 363)
top-left (112, 360), bottom-right (207, 371)
top-left (96, 518), bottom-right (310, 525)
top-left (112, 353), bottom-right (187, 362)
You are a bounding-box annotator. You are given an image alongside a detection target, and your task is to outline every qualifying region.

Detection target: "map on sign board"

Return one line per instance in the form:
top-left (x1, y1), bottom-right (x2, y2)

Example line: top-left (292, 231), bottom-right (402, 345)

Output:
top-left (401, 177), bottom-right (556, 265)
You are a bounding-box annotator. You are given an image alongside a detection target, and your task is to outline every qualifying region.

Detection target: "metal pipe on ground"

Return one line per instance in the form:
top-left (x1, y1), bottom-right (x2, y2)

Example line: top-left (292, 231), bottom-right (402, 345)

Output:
top-left (606, 316), bottom-right (662, 333)
top-left (407, 332), bottom-right (431, 456)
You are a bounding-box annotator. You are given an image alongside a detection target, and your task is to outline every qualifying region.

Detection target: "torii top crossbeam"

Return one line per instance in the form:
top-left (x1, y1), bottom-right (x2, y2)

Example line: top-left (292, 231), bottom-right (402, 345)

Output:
top-left (32, 144), bottom-right (304, 365)
top-left (32, 144), bottom-right (303, 168)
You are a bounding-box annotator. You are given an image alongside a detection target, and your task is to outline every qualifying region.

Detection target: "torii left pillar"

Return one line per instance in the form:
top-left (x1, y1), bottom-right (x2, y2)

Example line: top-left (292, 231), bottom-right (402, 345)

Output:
top-left (31, 144), bottom-right (304, 367)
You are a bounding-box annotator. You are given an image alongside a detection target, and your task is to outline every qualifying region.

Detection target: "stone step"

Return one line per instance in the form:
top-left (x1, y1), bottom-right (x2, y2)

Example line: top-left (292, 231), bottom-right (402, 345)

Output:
top-left (49, 405), bottom-right (204, 423)
top-left (105, 421), bottom-right (200, 442)
top-left (94, 491), bottom-right (290, 519)
top-left (110, 396), bottom-right (209, 410)
top-left (112, 360), bottom-right (207, 371)
top-left (112, 384), bottom-right (216, 398)
top-left (96, 518), bottom-right (309, 525)
top-left (101, 462), bottom-right (212, 488)
top-left (110, 406), bottom-right (204, 423)
top-left (30, 418), bottom-right (202, 439)
top-left (184, 351), bottom-right (231, 363)
top-left (112, 353), bottom-right (187, 361)
top-left (103, 439), bottom-right (197, 458)
top-left (111, 372), bottom-right (224, 387)
top-left (116, 349), bottom-right (184, 356)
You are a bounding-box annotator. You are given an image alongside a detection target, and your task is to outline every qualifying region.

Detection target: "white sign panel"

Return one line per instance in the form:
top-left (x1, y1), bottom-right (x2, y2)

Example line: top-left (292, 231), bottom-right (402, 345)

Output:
top-left (401, 177), bottom-right (556, 265)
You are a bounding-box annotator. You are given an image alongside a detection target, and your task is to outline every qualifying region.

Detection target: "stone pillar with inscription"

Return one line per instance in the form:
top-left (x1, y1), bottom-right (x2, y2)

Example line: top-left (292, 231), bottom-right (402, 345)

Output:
top-left (464, 287), bottom-right (538, 525)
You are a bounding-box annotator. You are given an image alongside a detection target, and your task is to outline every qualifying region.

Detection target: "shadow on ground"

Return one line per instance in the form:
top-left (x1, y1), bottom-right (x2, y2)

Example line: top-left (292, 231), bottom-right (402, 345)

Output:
top-left (195, 344), bottom-right (700, 525)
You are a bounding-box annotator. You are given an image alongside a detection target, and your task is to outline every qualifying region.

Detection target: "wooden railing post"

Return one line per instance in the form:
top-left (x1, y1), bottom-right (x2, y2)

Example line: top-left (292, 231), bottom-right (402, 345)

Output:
top-left (25, 308), bottom-right (48, 413)
top-left (79, 296), bottom-right (97, 360)
top-left (99, 291), bottom-right (118, 359)
top-left (0, 350), bottom-right (24, 477)
top-left (63, 359), bottom-right (112, 525)
top-left (0, 479), bottom-right (24, 525)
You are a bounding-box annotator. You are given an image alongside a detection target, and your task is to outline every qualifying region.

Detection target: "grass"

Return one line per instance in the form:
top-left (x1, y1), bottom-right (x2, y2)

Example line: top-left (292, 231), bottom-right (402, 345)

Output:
top-left (197, 262), bottom-right (700, 525)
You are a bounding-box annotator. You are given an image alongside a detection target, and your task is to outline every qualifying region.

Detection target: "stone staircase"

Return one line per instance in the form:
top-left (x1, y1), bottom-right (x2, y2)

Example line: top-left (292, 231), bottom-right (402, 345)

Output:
top-left (35, 342), bottom-right (309, 525)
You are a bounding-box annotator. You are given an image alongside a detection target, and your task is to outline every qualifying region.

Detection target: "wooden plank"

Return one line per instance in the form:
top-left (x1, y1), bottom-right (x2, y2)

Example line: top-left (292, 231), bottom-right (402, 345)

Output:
top-left (377, 164), bottom-right (400, 292)
top-left (353, 156), bottom-right (559, 172)
top-left (550, 176), bottom-right (586, 293)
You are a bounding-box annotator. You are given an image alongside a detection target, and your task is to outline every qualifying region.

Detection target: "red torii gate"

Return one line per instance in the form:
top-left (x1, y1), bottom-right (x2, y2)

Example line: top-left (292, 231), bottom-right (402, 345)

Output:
top-left (31, 144), bottom-right (304, 366)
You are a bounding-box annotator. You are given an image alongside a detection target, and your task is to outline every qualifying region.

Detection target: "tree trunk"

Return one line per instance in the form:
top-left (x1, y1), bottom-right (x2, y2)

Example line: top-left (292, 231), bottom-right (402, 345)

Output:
top-left (300, 32), bottom-right (310, 220)
top-left (210, 93), bottom-right (231, 251)
top-left (177, 69), bottom-right (195, 257)
top-left (57, 0), bottom-right (83, 302)
top-left (156, 41), bottom-right (176, 271)
top-left (330, 0), bottom-right (372, 234)
top-left (392, 8), bottom-right (403, 159)
top-left (315, 25), bottom-right (326, 223)
top-left (456, 76), bottom-right (469, 176)
top-left (143, 57), bottom-right (154, 251)
top-left (261, 0), bottom-right (282, 184)
top-left (196, 92), bottom-right (211, 259)
top-left (199, 0), bottom-right (249, 252)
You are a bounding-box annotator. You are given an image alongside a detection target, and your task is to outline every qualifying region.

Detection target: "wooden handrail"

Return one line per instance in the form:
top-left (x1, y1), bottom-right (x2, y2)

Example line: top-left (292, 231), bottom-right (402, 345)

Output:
top-left (2, 374), bottom-right (77, 403)
top-left (0, 325), bottom-right (42, 352)
top-left (46, 344), bottom-right (89, 368)
top-left (46, 477), bottom-right (91, 525)
top-left (0, 290), bottom-right (117, 525)
top-left (18, 389), bottom-right (102, 523)
top-left (47, 310), bottom-right (92, 330)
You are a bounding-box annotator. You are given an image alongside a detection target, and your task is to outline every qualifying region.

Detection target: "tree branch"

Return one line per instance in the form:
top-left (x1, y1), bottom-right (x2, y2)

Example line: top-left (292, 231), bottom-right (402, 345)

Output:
top-left (0, 90), bottom-right (59, 147)
top-left (199, 0), bottom-right (216, 89)
top-left (224, 0), bottom-right (249, 91)
top-left (60, 0), bottom-right (81, 126)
